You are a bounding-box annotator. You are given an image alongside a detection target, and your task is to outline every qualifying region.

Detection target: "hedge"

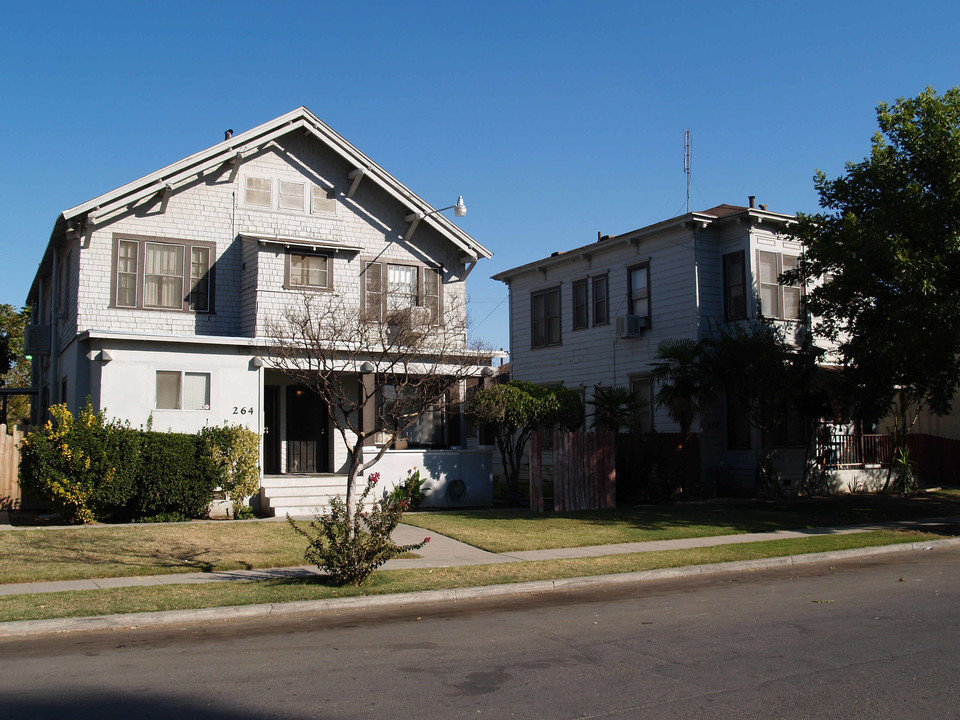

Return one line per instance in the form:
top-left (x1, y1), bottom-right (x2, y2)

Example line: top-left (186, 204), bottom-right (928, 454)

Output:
top-left (18, 403), bottom-right (260, 524)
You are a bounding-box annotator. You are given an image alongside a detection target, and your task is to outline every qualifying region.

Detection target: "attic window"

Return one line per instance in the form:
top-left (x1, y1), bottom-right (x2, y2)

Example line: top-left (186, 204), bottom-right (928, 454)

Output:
top-left (279, 181), bottom-right (305, 211)
top-left (312, 185), bottom-right (337, 214)
top-left (245, 177), bottom-right (271, 207)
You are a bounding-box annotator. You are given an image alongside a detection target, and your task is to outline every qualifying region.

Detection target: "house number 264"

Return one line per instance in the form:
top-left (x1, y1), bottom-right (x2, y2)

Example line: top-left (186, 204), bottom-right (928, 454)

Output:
top-left (233, 407), bottom-right (254, 415)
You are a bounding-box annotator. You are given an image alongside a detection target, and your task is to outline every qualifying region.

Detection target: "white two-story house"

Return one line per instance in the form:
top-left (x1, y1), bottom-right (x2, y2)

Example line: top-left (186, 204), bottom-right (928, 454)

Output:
top-left (493, 200), bottom-right (805, 492)
top-left (26, 107), bottom-right (496, 513)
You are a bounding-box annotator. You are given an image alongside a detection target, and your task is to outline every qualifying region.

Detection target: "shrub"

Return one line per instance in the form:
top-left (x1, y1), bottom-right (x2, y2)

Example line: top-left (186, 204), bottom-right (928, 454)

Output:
top-left (388, 467), bottom-right (426, 511)
top-left (131, 432), bottom-right (214, 520)
top-left (19, 403), bottom-right (140, 523)
top-left (288, 471), bottom-right (429, 586)
top-left (200, 424), bottom-right (260, 518)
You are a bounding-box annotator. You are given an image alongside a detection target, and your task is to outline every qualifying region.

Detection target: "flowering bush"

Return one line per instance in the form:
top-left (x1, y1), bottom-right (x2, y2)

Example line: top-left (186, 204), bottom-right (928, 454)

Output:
top-left (288, 471), bottom-right (430, 586)
top-left (387, 467), bottom-right (426, 511)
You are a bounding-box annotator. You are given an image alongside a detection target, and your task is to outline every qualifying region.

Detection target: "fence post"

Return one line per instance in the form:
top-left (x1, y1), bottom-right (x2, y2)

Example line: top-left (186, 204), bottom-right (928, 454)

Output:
top-left (529, 431), bottom-right (543, 512)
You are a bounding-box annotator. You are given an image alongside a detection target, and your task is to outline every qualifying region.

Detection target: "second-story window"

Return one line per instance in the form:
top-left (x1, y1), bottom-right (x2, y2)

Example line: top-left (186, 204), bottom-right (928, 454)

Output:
top-left (592, 275), bottom-right (608, 326)
top-left (628, 263), bottom-right (650, 321)
top-left (363, 261), bottom-right (442, 323)
top-left (112, 235), bottom-right (215, 313)
top-left (531, 287), bottom-right (561, 348)
top-left (758, 251), bottom-right (802, 320)
top-left (285, 252), bottom-right (330, 290)
top-left (573, 279), bottom-right (588, 330)
top-left (723, 250), bottom-right (747, 320)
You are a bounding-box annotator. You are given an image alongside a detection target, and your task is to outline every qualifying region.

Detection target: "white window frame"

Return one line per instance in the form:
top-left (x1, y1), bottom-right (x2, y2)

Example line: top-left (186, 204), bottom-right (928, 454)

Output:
top-left (244, 176), bottom-right (273, 208)
top-left (278, 180), bottom-right (306, 212)
top-left (311, 184), bottom-right (338, 215)
top-left (155, 370), bottom-right (211, 411)
top-left (757, 251), bottom-right (802, 321)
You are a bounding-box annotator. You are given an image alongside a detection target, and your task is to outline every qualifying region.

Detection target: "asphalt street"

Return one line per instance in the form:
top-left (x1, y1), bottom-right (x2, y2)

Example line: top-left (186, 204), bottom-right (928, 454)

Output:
top-left (2, 546), bottom-right (959, 719)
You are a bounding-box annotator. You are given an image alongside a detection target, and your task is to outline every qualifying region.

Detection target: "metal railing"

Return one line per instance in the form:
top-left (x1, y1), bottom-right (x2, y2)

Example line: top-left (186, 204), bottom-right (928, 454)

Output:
top-left (819, 433), bottom-right (893, 469)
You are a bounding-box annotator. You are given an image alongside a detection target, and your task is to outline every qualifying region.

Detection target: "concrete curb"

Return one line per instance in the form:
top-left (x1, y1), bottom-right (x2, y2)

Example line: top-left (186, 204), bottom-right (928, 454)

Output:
top-left (3, 536), bottom-right (958, 638)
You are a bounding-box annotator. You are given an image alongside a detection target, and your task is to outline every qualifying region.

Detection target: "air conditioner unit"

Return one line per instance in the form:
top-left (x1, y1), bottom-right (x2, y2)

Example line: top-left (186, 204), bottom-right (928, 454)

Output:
top-left (616, 315), bottom-right (648, 338)
top-left (23, 325), bottom-right (51, 355)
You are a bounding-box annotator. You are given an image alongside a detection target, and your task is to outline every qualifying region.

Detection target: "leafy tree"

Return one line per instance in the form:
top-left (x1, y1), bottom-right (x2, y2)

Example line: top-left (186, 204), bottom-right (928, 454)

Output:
top-left (650, 338), bottom-right (715, 497)
top-left (0, 304), bottom-right (31, 426)
top-left (786, 87), bottom-right (960, 456)
top-left (467, 381), bottom-right (582, 504)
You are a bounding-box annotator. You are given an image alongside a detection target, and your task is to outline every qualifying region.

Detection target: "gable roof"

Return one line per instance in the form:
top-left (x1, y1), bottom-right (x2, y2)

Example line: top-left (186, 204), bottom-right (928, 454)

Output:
top-left (32, 107), bottom-right (490, 299)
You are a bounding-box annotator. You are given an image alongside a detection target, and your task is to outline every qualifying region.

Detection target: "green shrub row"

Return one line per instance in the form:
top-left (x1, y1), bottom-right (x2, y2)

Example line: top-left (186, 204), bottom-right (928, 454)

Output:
top-left (18, 403), bottom-right (259, 524)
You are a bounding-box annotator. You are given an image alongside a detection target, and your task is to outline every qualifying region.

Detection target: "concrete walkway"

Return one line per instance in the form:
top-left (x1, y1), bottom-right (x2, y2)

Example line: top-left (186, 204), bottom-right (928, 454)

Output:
top-left (2, 516), bottom-right (957, 598)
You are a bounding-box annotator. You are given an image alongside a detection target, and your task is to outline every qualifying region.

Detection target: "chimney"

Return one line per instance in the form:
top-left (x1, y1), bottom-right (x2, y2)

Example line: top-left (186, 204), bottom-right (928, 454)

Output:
top-left (224, 129), bottom-right (233, 141)
top-left (760, 203), bottom-right (768, 211)
top-left (748, 195), bottom-right (756, 208)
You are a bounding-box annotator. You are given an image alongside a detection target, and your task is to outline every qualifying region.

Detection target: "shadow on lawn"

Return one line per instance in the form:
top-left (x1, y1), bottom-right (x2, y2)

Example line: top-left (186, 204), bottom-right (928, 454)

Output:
top-left (431, 490), bottom-right (960, 535)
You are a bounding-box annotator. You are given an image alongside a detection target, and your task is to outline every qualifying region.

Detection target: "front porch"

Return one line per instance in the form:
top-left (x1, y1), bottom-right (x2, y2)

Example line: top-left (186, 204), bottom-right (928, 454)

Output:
top-left (258, 447), bottom-right (493, 516)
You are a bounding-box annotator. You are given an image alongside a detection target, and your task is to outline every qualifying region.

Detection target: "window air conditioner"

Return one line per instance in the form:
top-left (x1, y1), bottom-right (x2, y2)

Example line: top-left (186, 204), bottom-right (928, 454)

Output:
top-left (616, 315), bottom-right (648, 338)
top-left (23, 325), bottom-right (51, 355)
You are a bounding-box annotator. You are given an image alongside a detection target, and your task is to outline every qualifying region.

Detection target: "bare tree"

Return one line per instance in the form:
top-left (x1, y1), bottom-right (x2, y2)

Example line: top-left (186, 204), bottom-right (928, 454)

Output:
top-left (265, 291), bottom-right (490, 525)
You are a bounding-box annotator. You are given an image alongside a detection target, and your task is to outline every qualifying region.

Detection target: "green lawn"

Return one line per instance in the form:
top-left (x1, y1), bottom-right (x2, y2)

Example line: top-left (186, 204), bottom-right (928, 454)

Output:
top-left (402, 490), bottom-right (960, 552)
top-left (0, 530), bottom-right (942, 624)
top-left (0, 521), bottom-right (306, 584)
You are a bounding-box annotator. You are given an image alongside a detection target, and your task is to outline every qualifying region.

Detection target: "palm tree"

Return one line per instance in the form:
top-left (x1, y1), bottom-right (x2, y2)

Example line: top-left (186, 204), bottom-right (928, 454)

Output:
top-left (650, 338), bottom-right (715, 497)
top-left (587, 385), bottom-right (648, 433)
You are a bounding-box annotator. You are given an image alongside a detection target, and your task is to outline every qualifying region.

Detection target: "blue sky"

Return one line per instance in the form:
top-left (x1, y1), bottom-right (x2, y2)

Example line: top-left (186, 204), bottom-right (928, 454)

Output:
top-left (2, 1), bottom-right (958, 353)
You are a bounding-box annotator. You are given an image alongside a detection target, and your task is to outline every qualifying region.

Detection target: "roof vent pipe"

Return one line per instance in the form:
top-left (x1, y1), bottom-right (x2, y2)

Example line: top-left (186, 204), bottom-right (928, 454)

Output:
top-left (224, 129), bottom-right (233, 141)
top-left (748, 195), bottom-right (756, 208)
top-left (760, 204), bottom-right (768, 211)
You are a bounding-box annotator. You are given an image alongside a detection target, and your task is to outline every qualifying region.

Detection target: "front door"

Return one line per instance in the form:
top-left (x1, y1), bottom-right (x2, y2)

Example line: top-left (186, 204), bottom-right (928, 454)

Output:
top-left (286, 386), bottom-right (329, 473)
top-left (263, 386), bottom-right (281, 474)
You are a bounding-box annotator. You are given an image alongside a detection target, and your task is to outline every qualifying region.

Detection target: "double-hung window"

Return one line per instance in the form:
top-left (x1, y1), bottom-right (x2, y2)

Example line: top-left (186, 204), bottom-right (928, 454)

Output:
top-left (113, 235), bottom-right (215, 312)
top-left (363, 261), bottom-right (442, 323)
top-left (758, 251), bottom-right (802, 320)
top-left (285, 252), bottom-right (330, 290)
top-left (156, 371), bottom-right (210, 410)
top-left (628, 263), bottom-right (650, 321)
top-left (531, 287), bottom-right (561, 348)
top-left (573, 279), bottom-right (589, 330)
top-left (592, 275), bottom-right (608, 325)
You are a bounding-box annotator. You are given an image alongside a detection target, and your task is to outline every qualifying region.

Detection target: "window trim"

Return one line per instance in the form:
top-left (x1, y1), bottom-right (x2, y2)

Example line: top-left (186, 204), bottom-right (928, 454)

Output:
top-left (111, 234), bottom-right (216, 313)
top-left (283, 250), bottom-right (333, 291)
top-left (155, 370), bottom-right (211, 411)
top-left (244, 175), bottom-right (273, 208)
top-left (592, 274), bottom-right (609, 326)
top-left (530, 286), bottom-right (562, 349)
top-left (572, 278), bottom-right (589, 330)
top-left (723, 250), bottom-right (747, 320)
top-left (757, 250), bottom-right (803, 321)
top-left (627, 262), bottom-right (651, 324)
top-left (361, 259), bottom-right (444, 325)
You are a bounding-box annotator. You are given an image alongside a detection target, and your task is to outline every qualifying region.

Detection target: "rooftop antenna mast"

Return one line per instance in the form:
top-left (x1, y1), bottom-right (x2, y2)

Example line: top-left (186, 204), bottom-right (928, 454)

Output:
top-left (683, 129), bottom-right (691, 214)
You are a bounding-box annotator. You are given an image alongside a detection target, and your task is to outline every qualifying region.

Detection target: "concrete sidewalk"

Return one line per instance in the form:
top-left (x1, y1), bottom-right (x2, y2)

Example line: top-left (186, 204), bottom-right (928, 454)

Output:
top-left (2, 516), bottom-right (957, 597)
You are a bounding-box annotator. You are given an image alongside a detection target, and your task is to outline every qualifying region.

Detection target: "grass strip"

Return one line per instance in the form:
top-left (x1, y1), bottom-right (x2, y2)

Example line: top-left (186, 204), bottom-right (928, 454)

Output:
top-left (402, 491), bottom-right (960, 552)
top-left (0, 530), bottom-right (941, 624)
top-left (0, 521), bottom-right (308, 584)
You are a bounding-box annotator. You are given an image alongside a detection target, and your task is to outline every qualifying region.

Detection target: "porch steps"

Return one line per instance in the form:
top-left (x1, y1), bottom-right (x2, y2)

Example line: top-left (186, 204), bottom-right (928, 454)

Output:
top-left (259, 475), bottom-right (362, 518)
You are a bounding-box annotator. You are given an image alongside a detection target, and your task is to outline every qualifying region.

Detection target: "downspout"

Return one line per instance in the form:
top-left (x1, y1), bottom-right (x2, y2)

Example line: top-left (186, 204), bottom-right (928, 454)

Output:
top-left (49, 250), bottom-right (60, 408)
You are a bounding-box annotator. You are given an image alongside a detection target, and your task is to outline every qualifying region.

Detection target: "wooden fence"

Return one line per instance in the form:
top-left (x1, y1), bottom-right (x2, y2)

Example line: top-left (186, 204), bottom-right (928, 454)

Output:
top-left (530, 430), bottom-right (616, 512)
top-left (0, 424), bottom-right (28, 510)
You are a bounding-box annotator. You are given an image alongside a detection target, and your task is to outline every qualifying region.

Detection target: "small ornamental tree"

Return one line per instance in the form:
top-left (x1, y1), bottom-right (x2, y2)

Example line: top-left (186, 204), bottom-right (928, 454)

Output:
top-left (467, 381), bottom-right (583, 504)
top-left (650, 338), bottom-right (716, 498)
top-left (267, 293), bottom-right (489, 529)
top-left (288, 471), bottom-right (429, 586)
